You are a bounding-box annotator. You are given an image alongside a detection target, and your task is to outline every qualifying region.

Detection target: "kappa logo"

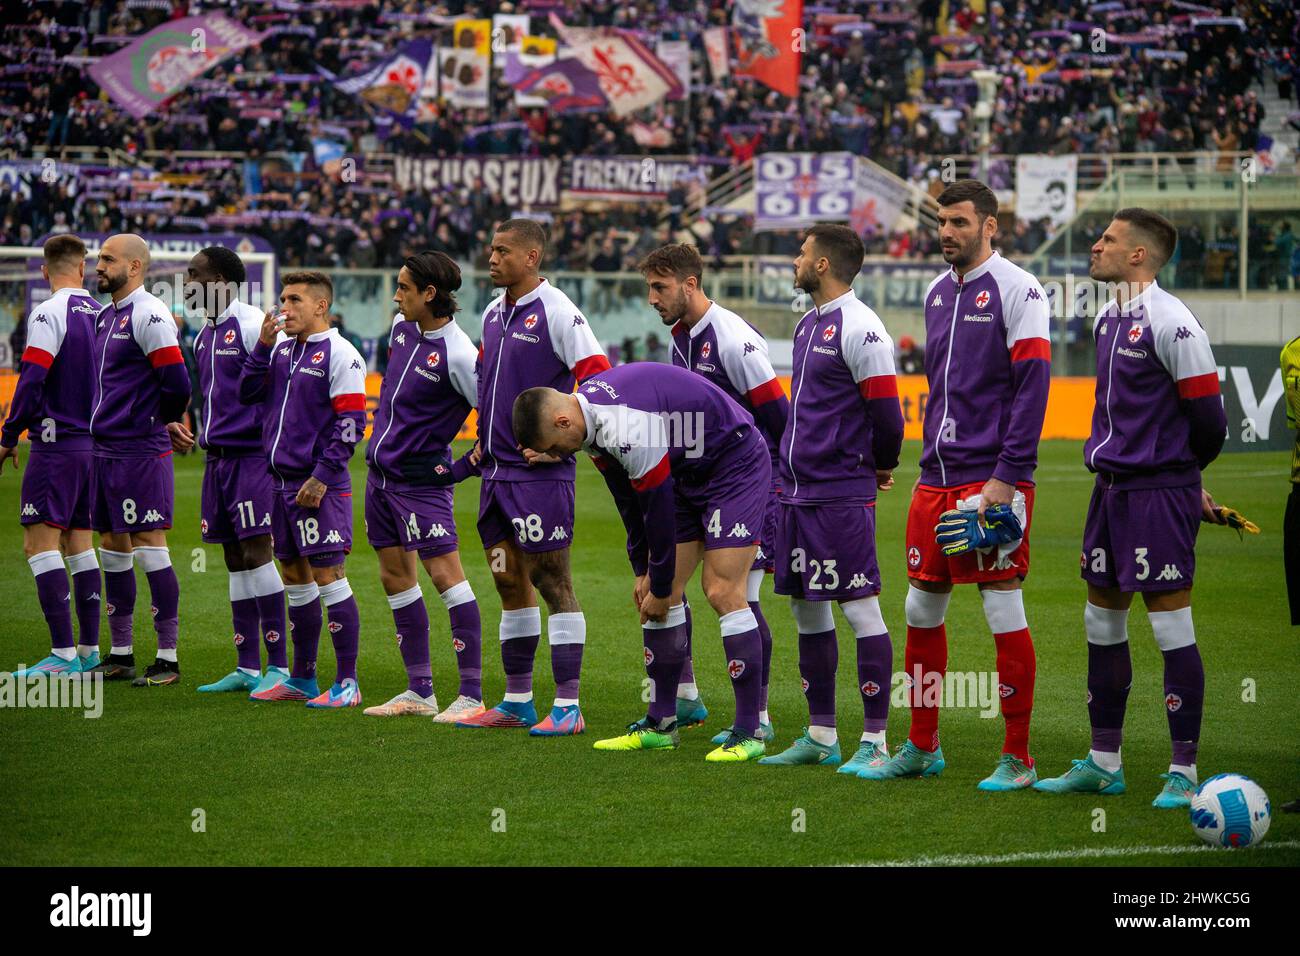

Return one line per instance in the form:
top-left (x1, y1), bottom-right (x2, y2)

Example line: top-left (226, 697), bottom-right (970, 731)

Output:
top-left (34, 314), bottom-right (48, 324)
top-left (426, 523), bottom-right (449, 538)
top-left (821, 324), bottom-right (836, 342)
top-left (727, 523), bottom-right (750, 538)
top-left (197, 341), bottom-right (206, 352)
top-left (279, 346), bottom-right (291, 356)
top-left (572, 315), bottom-right (586, 326)
top-left (1174, 326), bottom-right (1193, 341)
top-left (1128, 323), bottom-right (1143, 343)
top-left (699, 341), bottom-right (712, 360)
top-left (223, 328), bottom-right (237, 345)
top-left (350, 359), bottom-right (362, 370)
top-left (20, 503), bottom-right (37, 516)
top-left (142, 510), bottom-right (163, 523)
top-left (1165, 693), bottom-right (1182, 712)
top-left (998, 683), bottom-right (1016, 699)
top-left (328, 621), bottom-right (343, 634)
top-left (148, 315), bottom-right (164, 325)
top-left (644, 647), bottom-right (655, 666)
top-left (1099, 322), bottom-right (1108, 336)
top-left (549, 526), bottom-right (569, 541)
top-left (1025, 288), bottom-right (1042, 301)
top-left (524, 315), bottom-right (538, 330)
top-left (395, 332), bottom-right (406, 346)
top-left (864, 332), bottom-right (882, 344)
top-left (727, 659), bottom-right (746, 679)
top-left (907, 546), bottom-right (921, 568)
top-left (930, 294), bottom-right (943, 307)
top-left (743, 342), bottom-right (756, 355)
top-left (1156, 563), bottom-right (1183, 581)
top-left (233, 633), bottom-right (245, 646)
top-left (974, 290), bottom-right (991, 309)
top-left (266, 630), bottom-right (280, 644)
top-left (261, 515), bottom-right (271, 526)
top-left (861, 680), bottom-right (880, 697)
top-left (311, 350), bottom-right (326, 364)
top-left (323, 530), bottom-right (343, 544)
top-left (848, 573), bottom-right (869, 589)
top-left (426, 351), bottom-right (441, 368)
top-left (452, 637), bottom-right (466, 653)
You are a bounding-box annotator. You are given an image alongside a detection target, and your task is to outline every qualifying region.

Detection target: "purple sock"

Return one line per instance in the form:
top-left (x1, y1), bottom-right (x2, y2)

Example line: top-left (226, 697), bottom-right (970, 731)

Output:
top-left (232, 596), bottom-right (261, 671)
top-left (644, 620), bottom-right (688, 722)
top-left (798, 629), bottom-right (839, 730)
top-left (104, 565), bottom-right (135, 652)
top-left (551, 644), bottom-right (583, 700)
top-left (71, 566), bottom-right (101, 651)
top-left (324, 593), bottom-right (360, 684)
top-left (1087, 641), bottom-right (1132, 753)
top-left (855, 631), bottom-right (892, 734)
top-left (392, 595), bottom-right (432, 697)
top-left (289, 596), bottom-right (322, 680)
top-left (501, 636), bottom-right (540, 696)
top-left (448, 600), bottom-right (482, 700)
top-left (256, 592), bottom-right (288, 670)
top-left (32, 564), bottom-right (74, 651)
top-left (1163, 643), bottom-right (1204, 766)
top-left (145, 566), bottom-right (180, 653)
top-left (750, 599), bottom-right (772, 711)
top-left (679, 599), bottom-right (695, 690)
top-left (721, 610), bottom-right (763, 736)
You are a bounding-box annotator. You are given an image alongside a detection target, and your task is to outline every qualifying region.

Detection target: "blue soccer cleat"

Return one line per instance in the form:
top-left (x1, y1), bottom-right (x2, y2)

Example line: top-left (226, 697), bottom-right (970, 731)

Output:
top-left (977, 754), bottom-right (1038, 792)
top-left (837, 740), bottom-right (890, 775)
top-left (676, 696), bottom-right (709, 728)
top-left (305, 678), bottom-right (361, 709)
top-left (858, 740), bottom-right (946, 780)
top-left (529, 703), bottom-right (586, 736)
top-left (250, 673), bottom-right (318, 702)
top-left (247, 666), bottom-right (291, 700)
top-left (758, 729), bottom-right (841, 766)
top-left (11, 654), bottom-right (81, 677)
top-left (1152, 771), bottom-right (1196, 809)
top-left (1033, 756), bottom-right (1127, 795)
top-left (456, 698), bottom-right (539, 728)
top-left (74, 651), bottom-right (101, 674)
top-left (198, 670), bottom-right (260, 693)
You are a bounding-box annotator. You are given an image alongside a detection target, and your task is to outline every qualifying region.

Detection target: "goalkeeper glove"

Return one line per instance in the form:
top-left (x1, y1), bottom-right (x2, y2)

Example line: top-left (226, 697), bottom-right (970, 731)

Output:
top-left (934, 503), bottom-right (1025, 557)
top-left (1211, 505), bottom-right (1260, 538)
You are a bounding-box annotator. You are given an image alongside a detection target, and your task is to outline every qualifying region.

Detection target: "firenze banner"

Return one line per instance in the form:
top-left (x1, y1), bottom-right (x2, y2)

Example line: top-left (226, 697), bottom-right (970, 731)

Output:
top-left (393, 155), bottom-right (563, 207)
top-left (88, 14), bottom-right (266, 119)
top-left (567, 156), bottom-right (712, 201)
top-left (1015, 154), bottom-right (1078, 227)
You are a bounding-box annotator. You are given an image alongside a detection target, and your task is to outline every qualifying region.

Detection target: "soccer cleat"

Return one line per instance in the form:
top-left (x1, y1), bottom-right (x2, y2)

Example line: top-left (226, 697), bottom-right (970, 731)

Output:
top-left (306, 678), bottom-right (361, 709)
top-left (836, 741), bottom-right (890, 775)
top-left (363, 689), bottom-right (439, 717)
top-left (131, 660), bottom-right (180, 687)
top-left (11, 654), bottom-right (81, 676)
top-left (247, 666), bottom-right (291, 699)
top-left (84, 653), bottom-right (135, 681)
top-left (711, 720), bottom-right (775, 745)
top-left (704, 730), bottom-right (765, 763)
top-left (1032, 756), bottom-right (1127, 796)
top-left (455, 699), bottom-right (538, 728)
top-left (977, 754), bottom-right (1039, 792)
top-left (197, 670), bottom-right (260, 693)
top-left (1152, 771), bottom-right (1196, 809)
top-left (593, 716), bottom-right (680, 752)
top-left (758, 729), bottom-right (842, 766)
top-left (74, 651), bottom-right (101, 674)
top-left (529, 703), bottom-right (585, 736)
top-left (431, 695), bottom-right (486, 724)
top-left (858, 740), bottom-right (946, 780)
top-left (250, 674), bottom-right (318, 702)
top-left (675, 696), bottom-right (709, 728)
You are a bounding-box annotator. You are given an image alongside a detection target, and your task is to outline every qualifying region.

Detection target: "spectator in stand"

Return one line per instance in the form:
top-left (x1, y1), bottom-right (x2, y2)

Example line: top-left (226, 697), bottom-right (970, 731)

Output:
top-left (897, 335), bottom-right (924, 375)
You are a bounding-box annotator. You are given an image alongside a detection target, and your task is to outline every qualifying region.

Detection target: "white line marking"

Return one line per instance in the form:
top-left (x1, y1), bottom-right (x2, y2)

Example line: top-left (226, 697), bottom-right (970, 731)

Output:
top-left (841, 839), bottom-right (1300, 867)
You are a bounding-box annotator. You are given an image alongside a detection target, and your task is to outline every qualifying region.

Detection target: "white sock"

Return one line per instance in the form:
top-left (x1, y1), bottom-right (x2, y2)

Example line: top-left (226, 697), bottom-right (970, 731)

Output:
top-left (1090, 749), bottom-right (1122, 773)
top-left (861, 730), bottom-right (886, 746)
top-left (553, 698), bottom-right (579, 708)
top-left (759, 709), bottom-right (770, 725)
top-left (52, 647), bottom-right (76, 661)
top-left (808, 725), bottom-right (838, 746)
top-left (156, 648), bottom-right (178, 663)
top-left (503, 692), bottom-right (533, 703)
top-left (77, 645), bottom-right (97, 659)
top-left (238, 666), bottom-right (259, 677)
top-left (678, 682), bottom-right (699, 700)
top-left (1170, 763), bottom-right (1197, 783)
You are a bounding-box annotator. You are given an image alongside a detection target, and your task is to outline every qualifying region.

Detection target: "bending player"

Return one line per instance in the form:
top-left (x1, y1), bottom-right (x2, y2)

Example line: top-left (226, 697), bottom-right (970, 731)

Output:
top-left (451, 219), bottom-right (610, 734)
top-left (1, 235), bottom-right (102, 675)
top-left (85, 234), bottom-right (192, 687)
top-left (760, 225), bottom-right (905, 772)
top-left (644, 242), bottom-right (789, 741)
top-left (1035, 209), bottom-right (1227, 808)
top-left (172, 246), bottom-right (289, 696)
top-left (238, 272), bottom-right (367, 708)
top-left (862, 181), bottom-right (1051, 789)
top-left (512, 363), bottom-right (771, 762)
top-left (362, 251), bottom-right (485, 722)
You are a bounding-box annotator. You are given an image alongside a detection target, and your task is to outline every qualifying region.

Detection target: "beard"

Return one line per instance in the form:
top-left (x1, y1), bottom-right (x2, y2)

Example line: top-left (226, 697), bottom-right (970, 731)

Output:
top-left (658, 289), bottom-right (688, 325)
top-left (794, 267), bottom-right (820, 295)
top-left (941, 236), bottom-right (981, 270)
top-left (97, 271), bottom-right (126, 294)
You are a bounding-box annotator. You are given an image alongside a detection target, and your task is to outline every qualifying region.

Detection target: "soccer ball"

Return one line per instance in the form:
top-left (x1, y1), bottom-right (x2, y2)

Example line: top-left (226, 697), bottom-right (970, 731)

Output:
top-left (1189, 773), bottom-right (1271, 848)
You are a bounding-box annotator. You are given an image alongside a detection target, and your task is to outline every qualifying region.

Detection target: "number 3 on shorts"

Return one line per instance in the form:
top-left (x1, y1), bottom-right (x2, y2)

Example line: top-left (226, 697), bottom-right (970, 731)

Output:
top-left (512, 513), bottom-right (544, 544)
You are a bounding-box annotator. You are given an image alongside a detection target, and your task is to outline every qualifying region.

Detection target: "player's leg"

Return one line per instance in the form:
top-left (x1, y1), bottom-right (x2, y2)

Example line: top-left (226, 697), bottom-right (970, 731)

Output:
top-left (85, 457), bottom-right (137, 679)
top-left (1145, 585), bottom-right (1202, 808)
top-left (305, 557), bottom-right (362, 708)
top-left (196, 540), bottom-right (264, 692)
top-left (423, 549), bottom-right (486, 724)
top-left (527, 544), bottom-right (587, 735)
top-left (12, 521), bottom-right (79, 675)
top-left (128, 527), bottom-right (181, 687)
top-left (240, 533), bottom-right (288, 696)
top-left (251, 491), bottom-right (322, 701)
top-left (700, 542), bottom-right (766, 762)
top-left (363, 545), bottom-right (439, 717)
top-left (62, 528), bottom-right (101, 670)
top-left (973, 578), bottom-right (1039, 790)
top-left (838, 591), bottom-right (893, 776)
top-left (748, 482), bottom-right (780, 732)
top-left (670, 484), bottom-right (708, 726)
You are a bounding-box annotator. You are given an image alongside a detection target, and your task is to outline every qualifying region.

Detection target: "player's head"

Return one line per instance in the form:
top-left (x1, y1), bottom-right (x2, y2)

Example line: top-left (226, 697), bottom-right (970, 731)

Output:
top-left (489, 218), bottom-right (546, 288)
top-left (96, 233), bottom-right (150, 298)
top-left (396, 250), bottom-right (462, 323)
top-left (794, 224), bottom-right (864, 297)
top-left (1090, 208), bottom-right (1177, 283)
top-left (42, 233), bottom-right (86, 288)
top-left (187, 246), bottom-right (246, 320)
top-left (512, 386), bottom-right (585, 458)
top-left (279, 270), bottom-right (333, 338)
top-left (936, 179), bottom-right (998, 270)
top-left (639, 243), bottom-right (704, 326)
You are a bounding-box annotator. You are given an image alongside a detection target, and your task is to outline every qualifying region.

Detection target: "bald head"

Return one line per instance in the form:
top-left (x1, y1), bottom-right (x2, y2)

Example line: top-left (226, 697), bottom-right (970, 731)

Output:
top-left (96, 233), bottom-right (151, 301)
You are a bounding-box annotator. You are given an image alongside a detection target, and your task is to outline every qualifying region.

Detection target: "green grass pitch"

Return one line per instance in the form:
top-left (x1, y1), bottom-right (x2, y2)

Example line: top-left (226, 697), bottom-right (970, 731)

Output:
top-left (1, 441), bottom-right (1296, 867)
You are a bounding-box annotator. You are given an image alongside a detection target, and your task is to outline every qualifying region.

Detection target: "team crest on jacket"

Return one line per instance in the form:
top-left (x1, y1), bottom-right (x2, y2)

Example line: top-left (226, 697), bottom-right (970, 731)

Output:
top-left (1128, 323), bottom-right (1143, 343)
top-left (699, 341), bottom-right (711, 359)
top-left (974, 290), bottom-right (990, 309)
top-left (821, 323), bottom-right (836, 342)
top-left (426, 351), bottom-right (441, 368)
top-left (118, 315), bottom-right (130, 330)
top-left (311, 350), bottom-right (326, 364)
top-left (224, 328), bottom-right (237, 345)
top-left (523, 315), bottom-right (538, 330)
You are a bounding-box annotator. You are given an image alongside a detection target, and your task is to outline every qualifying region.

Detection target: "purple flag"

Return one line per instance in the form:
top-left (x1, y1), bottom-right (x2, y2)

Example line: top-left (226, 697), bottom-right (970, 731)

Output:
top-left (510, 58), bottom-right (608, 113)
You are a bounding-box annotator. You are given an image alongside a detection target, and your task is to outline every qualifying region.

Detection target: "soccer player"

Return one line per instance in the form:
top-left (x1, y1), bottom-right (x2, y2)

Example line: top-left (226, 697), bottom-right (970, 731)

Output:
top-left (512, 363), bottom-right (772, 762)
top-left (238, 271), bottom-right (367, 708)
top-left (760, 224), bottom-right (905, 772)
top-left (361, 251), bottom-right (485, 722)
top-left (82, 234), bottom-right (191, 687)
top-left (1, 235), bottom-right (102, 675)
top-left (164, 246), bottom-right (289, 696)
top-left (1035, 208), bottom-right (1227, 808)
top-left (861, 180), bottom-right (1051, 789)
top-left (643, 242), bottom-right (789, 741)
top-left (452, 219), bottom-right (610, 734)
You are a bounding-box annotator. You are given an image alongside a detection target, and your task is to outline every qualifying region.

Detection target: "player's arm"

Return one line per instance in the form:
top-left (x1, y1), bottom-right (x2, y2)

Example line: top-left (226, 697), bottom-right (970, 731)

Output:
top-left (133, 306), bottom-right (191, 423)
top-left (1155, 313), bottom-right (1227, 469)
top-left (590, 452), bottom-right (651, 576)
top-left (549, 303), bottom-right (611, 383)
top-left (401, 335), bottom-right (482, 486)
top-left (843, 315), bottom-right (904, 481)
top-left (720, 332), bottom-right (789, 451)
top-left (238, 310), bottom-right (281, 405)
top-left (1, 306), bottom-right (65, 454)
top-left (602, 408), bottom-right (675, 598)
top-left (994, 278), bottom-right (1052, 489)
top-left (311, 344), bottom-right (368, 489)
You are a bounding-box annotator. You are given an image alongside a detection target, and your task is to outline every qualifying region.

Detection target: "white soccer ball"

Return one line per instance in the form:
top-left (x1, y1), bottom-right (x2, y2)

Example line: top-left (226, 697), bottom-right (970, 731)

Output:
top-left (1189, 773), bottom-right (1271, 849)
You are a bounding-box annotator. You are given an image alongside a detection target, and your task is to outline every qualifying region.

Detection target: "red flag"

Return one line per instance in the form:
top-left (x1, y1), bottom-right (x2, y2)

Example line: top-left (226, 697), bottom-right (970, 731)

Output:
top-left (732, 0), bottom-right (802, 98)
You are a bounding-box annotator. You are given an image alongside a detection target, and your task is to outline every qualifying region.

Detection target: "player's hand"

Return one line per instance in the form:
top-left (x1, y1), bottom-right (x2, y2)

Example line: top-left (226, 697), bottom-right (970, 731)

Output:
top-left (259, 309), bottom-right (285, 346)
top-left (166, 421), bottom-right (195, 454)
top-left (978, 477), bottom-right (1015, 518)
top-left (296, 476), bottom-right (327, 508)
top-left (0, 444), bottom-right (18, 472)
top-left (521, 446), bottom-right (561, 466)
top-left (877, 469), bottom-right (894, 491)
top-left (639, 591), bottom-right (670, 625)
top-left (911, 475), bottom-right (920, 496)
top-left (1201, 488), bottom-right (1227, 524)
top-left (633, 574), bottom-right (650, 612)
top-left (468, 441), bottom-right (482, 467)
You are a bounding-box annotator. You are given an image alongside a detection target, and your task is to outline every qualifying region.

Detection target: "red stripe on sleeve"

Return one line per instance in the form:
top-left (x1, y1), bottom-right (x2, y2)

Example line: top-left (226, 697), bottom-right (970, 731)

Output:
top-left (747, 378), bottom-right (786, 406)
top-left (858, 374), bottom-right (899, 400)
top-left (1178, 372), bottom-right (1220, 399)
top-left (572, 354), bottom-right (612, 382)
top-left (331, 393), bottom-right (367, 413)
top-left (630, 454), bottom-right (670, 492)
top-left (148, 345), bottom-right (184, 368)
top-left (588, 453), bottom-right (609, 472)
top-left (21, 346), bottom-right (54, 369)
top-left (1010, 337), bottom-right (1051, 363)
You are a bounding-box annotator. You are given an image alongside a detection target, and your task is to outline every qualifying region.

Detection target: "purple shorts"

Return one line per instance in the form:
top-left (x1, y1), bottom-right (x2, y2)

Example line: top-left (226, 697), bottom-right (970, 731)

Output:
top-left (201, 454), bottom-right (275, 544)
top-left (1081, 481), bottom-right (1200, 592)
top-left (673, 433), bottom-right (770, 552)
top-left (477, 478), bottom-right (575, 554)
top-left (752, 480), bottom-right (780, 573)
top-left (365, 473), bottom-right (459, 559)
top-left (271, 482), bottom-right (353, 565)
top-left (90, 452), bottom-right (174, 534)
top-left (21, 449), bottom-right (92, 530)
top-left (774, 498), bottom-right (882, 602)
